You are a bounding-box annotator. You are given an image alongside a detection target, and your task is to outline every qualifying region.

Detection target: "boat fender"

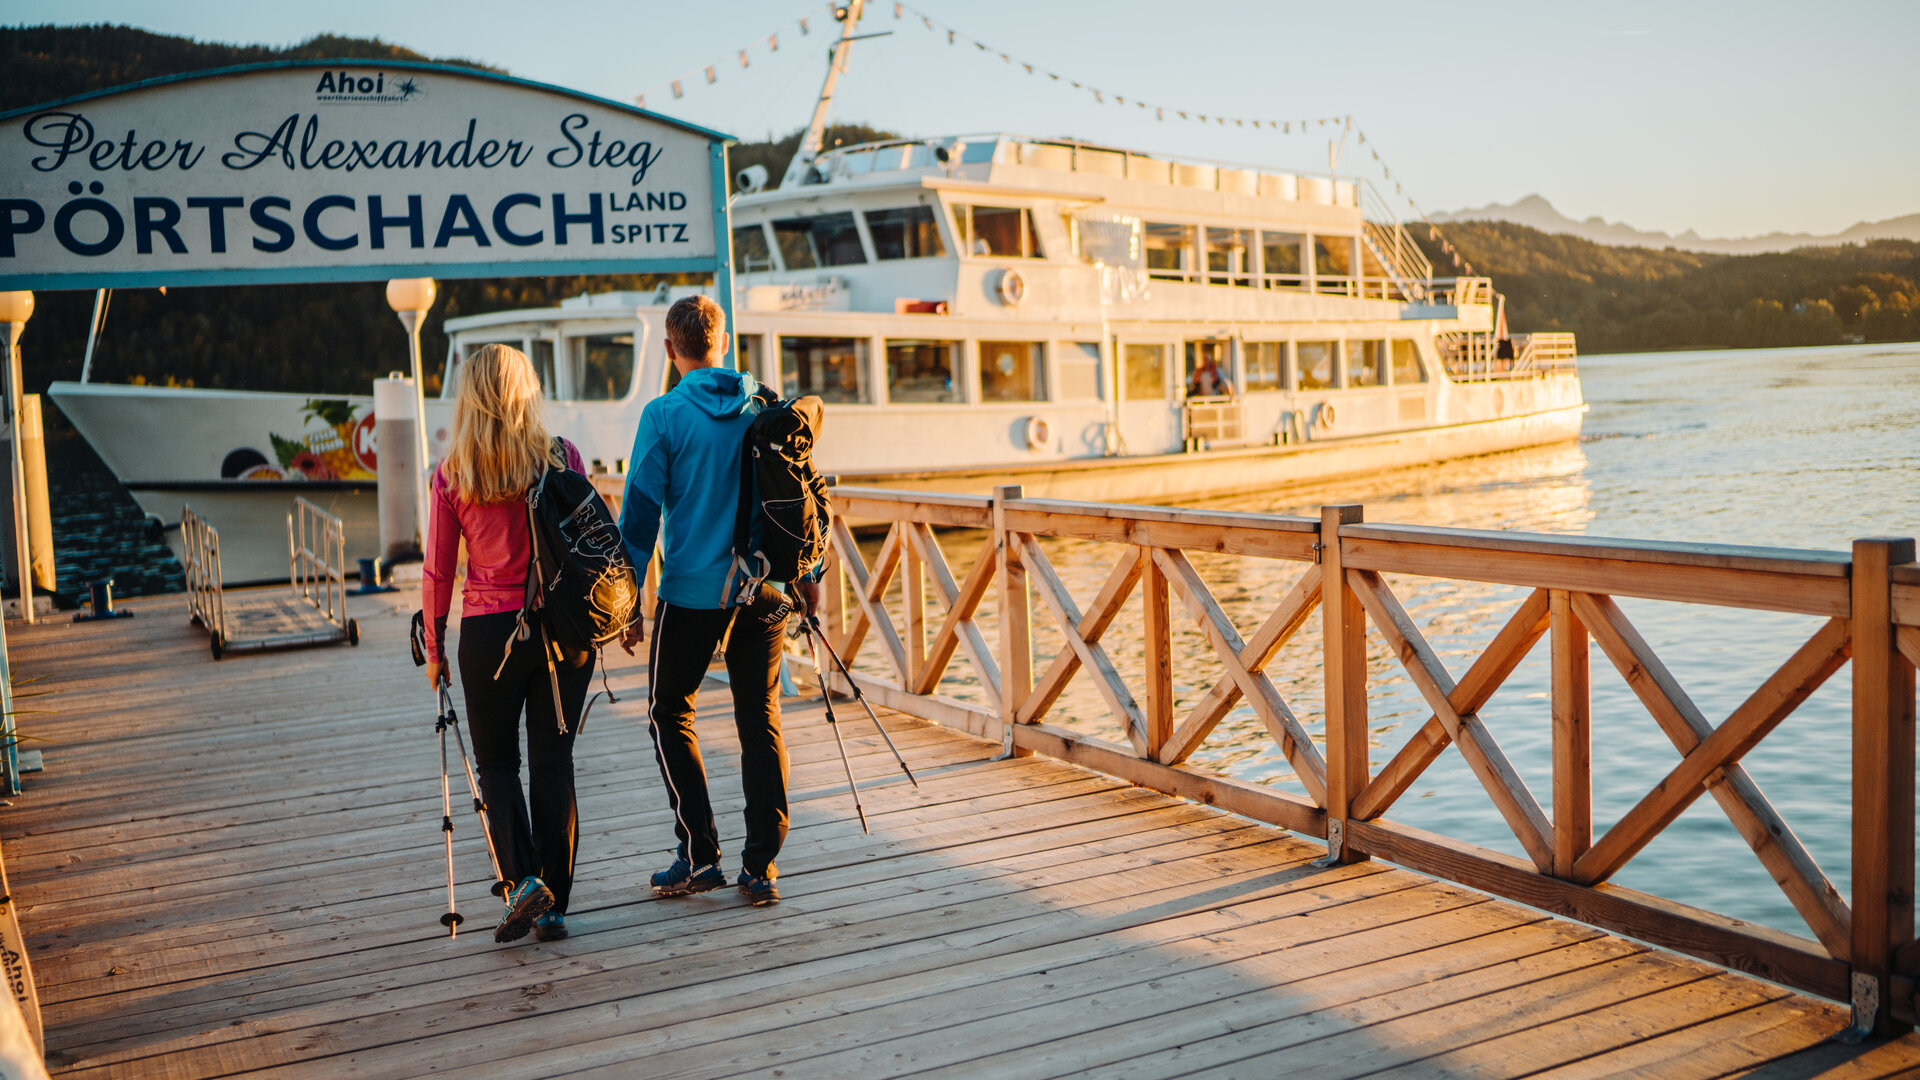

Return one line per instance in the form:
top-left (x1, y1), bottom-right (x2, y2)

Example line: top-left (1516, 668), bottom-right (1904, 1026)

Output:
top-left (996, 268), bottom-right (1027, 307)
top-left (1314, 401), bottom-right (1336, 435)
top-left (1023, 415), bottom-right (1051, 451)
top-left (1284, 410), bottom-right (1307, 445)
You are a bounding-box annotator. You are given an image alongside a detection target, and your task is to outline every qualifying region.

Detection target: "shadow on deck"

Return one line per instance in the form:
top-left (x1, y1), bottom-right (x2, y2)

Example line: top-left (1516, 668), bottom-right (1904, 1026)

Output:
top-left (6, 587), bottom-right (1920, 1078)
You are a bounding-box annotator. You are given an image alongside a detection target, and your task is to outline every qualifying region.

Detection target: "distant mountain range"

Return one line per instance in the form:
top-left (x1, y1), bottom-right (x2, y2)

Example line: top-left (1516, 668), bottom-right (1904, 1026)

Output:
top-left (1431, 195), bottom-right (1920, 256)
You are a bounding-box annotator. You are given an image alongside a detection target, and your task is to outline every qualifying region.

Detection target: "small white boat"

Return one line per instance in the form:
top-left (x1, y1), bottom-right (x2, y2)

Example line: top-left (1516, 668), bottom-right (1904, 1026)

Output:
top-left (51, 16), bottom-right (1580, 582)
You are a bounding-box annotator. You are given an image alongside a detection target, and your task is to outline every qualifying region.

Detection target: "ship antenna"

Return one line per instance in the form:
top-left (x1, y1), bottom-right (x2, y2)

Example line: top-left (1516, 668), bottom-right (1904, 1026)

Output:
top-left (781, 0), bottom-right (869, 189)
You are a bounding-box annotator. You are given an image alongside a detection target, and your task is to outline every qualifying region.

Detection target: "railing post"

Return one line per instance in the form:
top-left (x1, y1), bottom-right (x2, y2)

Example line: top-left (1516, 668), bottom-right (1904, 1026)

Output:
top-left (1551, 589), bottom-right (1591, 877)
top-left (1142, 546), bottom-right (1173, 758)
top-left (994, 485), bottom-right (1031, 759)
top-left (1320, 504), bottom-right (1366, 862)
top-left (820, 545), bottom-right (845, 648)
top-left (1851, 537), bottom-right (1917, 1037)
top-left (904, 529), bottom-right (925, 690)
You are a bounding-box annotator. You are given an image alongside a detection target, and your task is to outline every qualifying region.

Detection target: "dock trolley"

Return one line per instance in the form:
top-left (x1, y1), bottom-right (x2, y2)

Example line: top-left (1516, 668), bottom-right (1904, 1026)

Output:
top-left (182, 497), bottom-right (361, 659)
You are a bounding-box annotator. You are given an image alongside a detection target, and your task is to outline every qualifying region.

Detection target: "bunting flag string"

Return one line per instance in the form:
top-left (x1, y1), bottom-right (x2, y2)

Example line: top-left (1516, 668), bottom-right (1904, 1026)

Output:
top-left (632, 7), bottom-right (823, 108)
top-left (895, 2), bottom-right (1343, 134)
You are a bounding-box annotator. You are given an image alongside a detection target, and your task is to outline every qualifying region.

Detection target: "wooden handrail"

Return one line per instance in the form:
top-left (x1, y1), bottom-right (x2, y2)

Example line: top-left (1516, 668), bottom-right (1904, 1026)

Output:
top-left (810, 484), bottom-right (1920, 1033)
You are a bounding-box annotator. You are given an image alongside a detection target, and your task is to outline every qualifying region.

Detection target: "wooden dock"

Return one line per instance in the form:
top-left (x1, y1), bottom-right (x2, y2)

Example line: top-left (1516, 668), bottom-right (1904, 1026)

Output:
top-left (7, 586), bottom-right (1920, 1078)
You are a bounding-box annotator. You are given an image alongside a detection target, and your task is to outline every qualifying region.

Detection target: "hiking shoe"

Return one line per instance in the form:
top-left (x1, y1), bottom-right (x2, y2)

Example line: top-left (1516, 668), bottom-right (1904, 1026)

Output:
top-left (495, 877), bottom-right (555, 944)
top-left (650, 858), bottom-right (725, 897)
top-left (533, 912), bottom-right (568, 941)
top-left (737, 870), bottom-right (780, 907)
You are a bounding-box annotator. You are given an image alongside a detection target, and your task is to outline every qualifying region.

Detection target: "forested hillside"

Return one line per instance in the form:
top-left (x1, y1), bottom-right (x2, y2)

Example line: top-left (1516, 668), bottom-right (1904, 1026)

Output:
top-left (1414, 222), bottom-right (1919, 353)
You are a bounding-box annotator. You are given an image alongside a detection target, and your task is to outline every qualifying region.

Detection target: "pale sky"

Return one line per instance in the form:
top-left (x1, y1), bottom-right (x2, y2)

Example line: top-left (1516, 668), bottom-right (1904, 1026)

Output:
top-left (10, 0), bottom-right (1915, 238)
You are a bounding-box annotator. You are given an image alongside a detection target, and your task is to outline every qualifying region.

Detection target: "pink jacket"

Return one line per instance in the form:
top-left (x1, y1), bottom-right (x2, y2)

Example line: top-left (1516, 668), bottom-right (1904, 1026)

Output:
top-left (420, 439), bottom-right (586, 663)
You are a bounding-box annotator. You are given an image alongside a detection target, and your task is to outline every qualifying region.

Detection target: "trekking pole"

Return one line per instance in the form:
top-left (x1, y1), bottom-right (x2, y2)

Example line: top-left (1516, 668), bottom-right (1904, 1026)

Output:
top-left (439, 681), bottom-right (510, 899)
top-left (801, 623), bottom-right (869, 833)
top-left (803, 614), bottom-right (919, 788)
top-left (435, 695), bottom-right (463, 938)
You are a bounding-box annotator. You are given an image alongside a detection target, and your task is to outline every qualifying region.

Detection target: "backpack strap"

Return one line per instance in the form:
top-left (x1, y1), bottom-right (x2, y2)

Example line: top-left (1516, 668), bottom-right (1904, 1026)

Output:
top-left (723, 388), bottom-right (780, 608)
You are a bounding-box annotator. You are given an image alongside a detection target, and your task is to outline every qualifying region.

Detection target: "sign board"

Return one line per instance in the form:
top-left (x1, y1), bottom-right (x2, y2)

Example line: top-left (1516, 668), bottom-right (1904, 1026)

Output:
top-left (0, 61), bottom-right (736, 290)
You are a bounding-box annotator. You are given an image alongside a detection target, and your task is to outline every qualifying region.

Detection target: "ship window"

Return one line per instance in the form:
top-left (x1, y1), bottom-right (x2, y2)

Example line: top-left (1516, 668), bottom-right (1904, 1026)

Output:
top-left (1123, 343), bottom-right (1167, 400)
top-left (770, 212), bottom-right (867, 269)
top-left (979, 341), bottom-right (1048, 402)
top-left (531, 339), bottom-right (556, 398)
top-left (865, 206), bottom-right (948, 260)
top-left (1312, 234), bottom-right (1353, 294)
top-left (1144, 223), bottom-right (1196, 282)
top-left (956, 205), bottom-right (1042, 258)
top-left (1297, 341), bottom-right (1336, 390)
top-left (565, 334), bottom-right (634, 401)
top-left (1184, 341), bottom-right (1233, 398)
top-left (1261, 231), bottom-right (1304, 289)
top-left (732, 224), bottom-right (774, 273)
top-left (960, 141), bottom-right (997, 164)
top-left (1204, 227), bottom-right (1254, 287)
top-left (1242, 342), bottom-right (1285, 392)
top-left (1349, 341), bottom-right (1387, 388)
top-left (885, 339), bottom-right (961, 403)
top-left (1058, 342), bottom-right (1102, 400)
top-left (780, 336), bottom-right (870, 403)
top-left (1391, 340), bottom-right (1426, 384)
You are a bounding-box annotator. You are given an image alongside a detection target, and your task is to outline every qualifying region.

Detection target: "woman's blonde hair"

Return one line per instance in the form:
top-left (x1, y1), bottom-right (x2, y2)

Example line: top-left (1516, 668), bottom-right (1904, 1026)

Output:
top-left (440, 344), bottom-right (562, 504)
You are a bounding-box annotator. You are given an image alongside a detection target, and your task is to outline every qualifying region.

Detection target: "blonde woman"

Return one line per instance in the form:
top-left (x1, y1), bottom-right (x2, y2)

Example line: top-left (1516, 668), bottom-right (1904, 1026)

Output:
top-left (421, 343), bottom-right (589, 944)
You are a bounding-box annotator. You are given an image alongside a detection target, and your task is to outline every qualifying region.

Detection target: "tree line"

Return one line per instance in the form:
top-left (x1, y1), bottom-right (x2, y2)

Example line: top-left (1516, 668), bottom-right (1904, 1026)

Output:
top-left (1416, 221), bottom-right (1919, 353)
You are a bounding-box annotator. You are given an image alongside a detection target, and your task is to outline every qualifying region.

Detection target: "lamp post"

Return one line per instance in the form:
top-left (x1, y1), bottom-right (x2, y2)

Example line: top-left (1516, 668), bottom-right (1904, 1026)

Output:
top-left (0, 292), bottom-right (34, 626)
top-left (385, 278), bottom-right (437, 549)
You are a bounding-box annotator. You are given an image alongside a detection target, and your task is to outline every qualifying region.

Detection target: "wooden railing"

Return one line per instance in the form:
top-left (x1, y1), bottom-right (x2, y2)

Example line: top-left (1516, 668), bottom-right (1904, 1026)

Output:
top-left (818, 485), bottom-right (1920, 1036)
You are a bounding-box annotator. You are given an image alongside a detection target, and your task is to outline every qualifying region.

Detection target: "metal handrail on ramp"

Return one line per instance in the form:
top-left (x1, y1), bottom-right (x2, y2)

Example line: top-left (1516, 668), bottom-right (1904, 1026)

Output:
top-left (183, 498), bottom-right (360, 659)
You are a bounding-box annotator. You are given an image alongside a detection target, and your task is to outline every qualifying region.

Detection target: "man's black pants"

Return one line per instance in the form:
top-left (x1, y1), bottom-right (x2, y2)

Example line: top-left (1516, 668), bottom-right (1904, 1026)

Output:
top-left (645, 585), bottom-right (791, 878)
top-left (456, 610), bottom-right (592, 913)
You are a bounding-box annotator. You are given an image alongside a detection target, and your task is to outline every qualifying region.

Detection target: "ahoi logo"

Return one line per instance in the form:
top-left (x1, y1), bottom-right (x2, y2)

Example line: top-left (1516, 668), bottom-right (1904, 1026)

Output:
top-left (314, 70), bottom-right (422, 106)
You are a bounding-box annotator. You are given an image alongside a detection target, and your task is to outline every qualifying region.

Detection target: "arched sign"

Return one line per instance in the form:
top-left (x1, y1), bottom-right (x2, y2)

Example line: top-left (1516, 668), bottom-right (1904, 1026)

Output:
top-left (0, 60), bottom-right (735, 291)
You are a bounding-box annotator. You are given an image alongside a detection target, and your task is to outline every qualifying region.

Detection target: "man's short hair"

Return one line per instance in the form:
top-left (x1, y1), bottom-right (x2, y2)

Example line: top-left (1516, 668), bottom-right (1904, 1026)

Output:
top-left (665, 295), bottom-right (726, 360)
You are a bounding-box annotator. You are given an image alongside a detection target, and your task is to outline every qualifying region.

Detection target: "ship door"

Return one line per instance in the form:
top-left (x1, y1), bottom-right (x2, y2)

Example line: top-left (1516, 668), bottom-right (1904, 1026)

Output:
top-left (1116, 340), bottom-right (1180, 455)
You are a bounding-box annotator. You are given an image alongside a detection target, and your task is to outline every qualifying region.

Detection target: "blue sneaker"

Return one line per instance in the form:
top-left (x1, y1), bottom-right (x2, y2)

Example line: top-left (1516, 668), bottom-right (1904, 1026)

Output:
top-left (737, 870), bottom-right (780, 907)
top-left (651, 858), bottom-right (725, 897)
top-left (495, 876), bottom-right (555, 943)
top-left (533, 912), bottom-right (568, 941)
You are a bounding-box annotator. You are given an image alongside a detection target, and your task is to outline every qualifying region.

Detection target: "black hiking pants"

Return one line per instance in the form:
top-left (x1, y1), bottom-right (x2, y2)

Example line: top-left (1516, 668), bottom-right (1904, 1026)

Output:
top-left (456, 610), bottom-right (593, 913)
top-left (645, 584), bottom-right (792, 878)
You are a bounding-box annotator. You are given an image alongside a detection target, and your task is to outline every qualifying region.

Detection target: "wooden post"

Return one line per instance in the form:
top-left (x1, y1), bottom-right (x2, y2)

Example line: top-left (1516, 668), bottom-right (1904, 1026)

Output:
top-left (905, 529), bottom-right (926, 690)
top-left (994, 485), bottom-right (1031, 758)
top-left (1851, 537), bottom-right (1917, 1037)
top-left (821, 545), bottom-right (846, 648)
top-left (1142, 547), bottom-right (1173, 758)
top-left (1320, 504), bottom-right (1367, 862)
top-left (1551, 589), bottom-right (1591, 877)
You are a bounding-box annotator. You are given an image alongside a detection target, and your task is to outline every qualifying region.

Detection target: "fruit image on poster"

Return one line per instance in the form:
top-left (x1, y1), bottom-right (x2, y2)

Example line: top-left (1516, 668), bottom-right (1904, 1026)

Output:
top-left (223, 400), bottom-right (378, 482)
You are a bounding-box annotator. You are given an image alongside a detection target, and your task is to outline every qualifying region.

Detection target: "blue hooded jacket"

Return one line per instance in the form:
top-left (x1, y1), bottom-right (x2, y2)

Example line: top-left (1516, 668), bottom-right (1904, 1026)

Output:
top-left (619, 366), bottom-right (763, 610)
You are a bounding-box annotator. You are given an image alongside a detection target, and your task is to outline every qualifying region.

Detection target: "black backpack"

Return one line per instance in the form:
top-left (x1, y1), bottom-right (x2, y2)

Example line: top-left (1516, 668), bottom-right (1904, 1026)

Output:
top-left (727, 388), bottom-right (832, 606)
top-left (504, 440), bottom-right (638, 733)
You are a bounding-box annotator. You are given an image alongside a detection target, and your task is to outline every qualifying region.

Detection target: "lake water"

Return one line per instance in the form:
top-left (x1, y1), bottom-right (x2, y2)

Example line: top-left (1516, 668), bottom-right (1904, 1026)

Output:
top-left (859, 341), bottom-right (1920, 942)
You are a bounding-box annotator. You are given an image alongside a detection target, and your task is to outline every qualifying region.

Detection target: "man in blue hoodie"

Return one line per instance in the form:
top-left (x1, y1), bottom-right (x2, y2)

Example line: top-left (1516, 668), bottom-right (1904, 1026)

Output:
top-left (618, 294), bottom-right (815, 907)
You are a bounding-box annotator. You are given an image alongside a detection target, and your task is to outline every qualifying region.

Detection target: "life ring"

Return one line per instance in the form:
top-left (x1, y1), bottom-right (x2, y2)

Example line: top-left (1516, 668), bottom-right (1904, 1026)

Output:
top-left (1314, 401), bottom-right (1337, 434)
top-left (996, 268), bottom-right (1027, 307)
top-left (1023, 415), bottom-right (1051, 450)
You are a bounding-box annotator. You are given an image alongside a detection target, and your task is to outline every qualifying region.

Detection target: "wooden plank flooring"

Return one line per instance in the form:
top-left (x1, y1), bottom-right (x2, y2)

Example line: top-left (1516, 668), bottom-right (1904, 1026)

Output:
top-left (6, 586), bottom-right (1920, 1078)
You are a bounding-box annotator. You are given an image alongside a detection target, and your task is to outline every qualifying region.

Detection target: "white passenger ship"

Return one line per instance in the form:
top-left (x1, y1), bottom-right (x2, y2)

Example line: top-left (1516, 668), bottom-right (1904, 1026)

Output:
top-left (51, 17), bottom-right (1581, 580)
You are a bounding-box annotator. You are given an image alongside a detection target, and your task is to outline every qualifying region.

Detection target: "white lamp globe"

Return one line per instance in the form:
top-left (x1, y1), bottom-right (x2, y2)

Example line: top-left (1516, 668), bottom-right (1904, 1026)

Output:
top-left (0, 292), bottom-right (34, 326)
top-left (384, 278), bottom-right (436, 315)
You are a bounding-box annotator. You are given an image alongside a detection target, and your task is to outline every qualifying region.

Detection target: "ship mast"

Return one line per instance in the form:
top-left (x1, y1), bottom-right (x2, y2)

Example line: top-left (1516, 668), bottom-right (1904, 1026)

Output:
top-left (780, 0), bottom-right (868, 189)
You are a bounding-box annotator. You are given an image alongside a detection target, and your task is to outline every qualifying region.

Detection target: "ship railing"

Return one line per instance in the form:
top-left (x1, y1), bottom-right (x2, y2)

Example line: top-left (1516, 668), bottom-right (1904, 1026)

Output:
top-left (1439, 329), bottom-right (1578, 381)
top-left (288, 497), bottom-right (349, 633)
top-left (815, 484), bottom-right (1920, 1034)
top-left (1180, 396), bottom-right (1244, 449)
top-left (1433, 277), bottom-right (1494, 306)
top-left (1358, 182), bottom-right (1434, 298)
